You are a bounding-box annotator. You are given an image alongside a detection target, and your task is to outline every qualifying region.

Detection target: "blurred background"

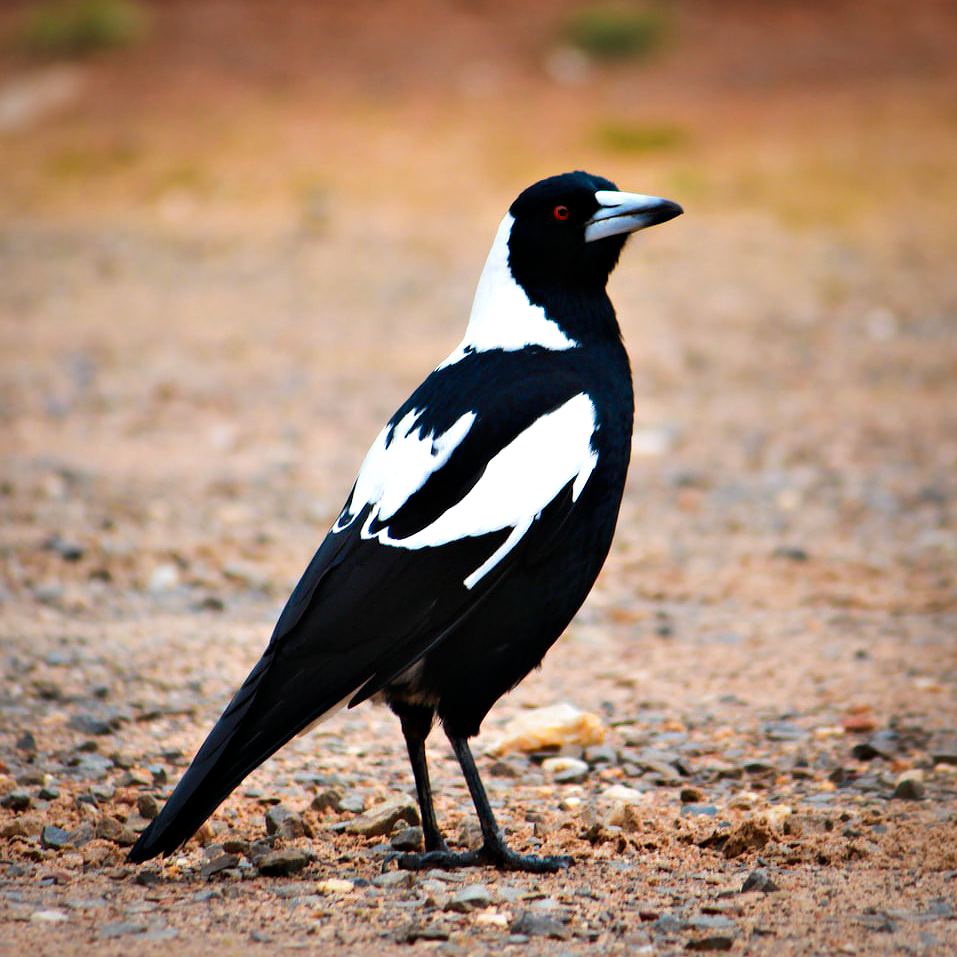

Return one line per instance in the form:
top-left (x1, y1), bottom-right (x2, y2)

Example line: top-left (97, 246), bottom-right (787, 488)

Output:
top-left (1, 0), bottom-right (955, 698)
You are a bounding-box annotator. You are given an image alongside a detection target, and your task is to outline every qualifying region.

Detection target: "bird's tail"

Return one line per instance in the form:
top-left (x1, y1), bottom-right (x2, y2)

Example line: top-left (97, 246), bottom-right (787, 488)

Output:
top-left (127, 650), bottom-right (352, 863)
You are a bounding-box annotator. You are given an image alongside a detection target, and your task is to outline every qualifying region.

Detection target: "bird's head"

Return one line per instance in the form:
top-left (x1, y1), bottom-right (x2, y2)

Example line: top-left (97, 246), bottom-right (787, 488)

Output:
top-left (507, 171), bottom-right (682, 295)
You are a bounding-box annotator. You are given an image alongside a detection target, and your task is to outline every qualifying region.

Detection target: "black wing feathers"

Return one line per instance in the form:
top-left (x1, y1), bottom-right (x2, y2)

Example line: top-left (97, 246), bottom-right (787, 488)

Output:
top-left (376, 351), bottom-right (584, 539)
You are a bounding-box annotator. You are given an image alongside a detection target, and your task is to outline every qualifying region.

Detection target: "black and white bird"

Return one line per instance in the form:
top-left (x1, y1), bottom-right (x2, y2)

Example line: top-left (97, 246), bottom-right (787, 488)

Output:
top-left (128, 171), bottom-right (681, 873)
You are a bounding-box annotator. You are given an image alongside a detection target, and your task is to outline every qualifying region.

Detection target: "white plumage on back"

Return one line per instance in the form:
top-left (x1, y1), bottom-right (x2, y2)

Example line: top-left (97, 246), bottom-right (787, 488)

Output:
top-left (343, 392), bottom-right (599, 588)
top-left (335, 408), bottom-right (477, 531)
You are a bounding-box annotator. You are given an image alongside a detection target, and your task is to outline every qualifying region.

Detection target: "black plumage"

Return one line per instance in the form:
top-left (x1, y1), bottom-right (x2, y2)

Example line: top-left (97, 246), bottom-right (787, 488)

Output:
top-left (129, 171), bottom-right (681, 872)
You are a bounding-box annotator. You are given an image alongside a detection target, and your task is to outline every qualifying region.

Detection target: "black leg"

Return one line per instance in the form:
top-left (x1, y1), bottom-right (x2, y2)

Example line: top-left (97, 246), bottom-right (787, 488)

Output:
top-left (393, 731), bottom-right (573, 874)
top-left (396, 704), bottom-right (447, 853)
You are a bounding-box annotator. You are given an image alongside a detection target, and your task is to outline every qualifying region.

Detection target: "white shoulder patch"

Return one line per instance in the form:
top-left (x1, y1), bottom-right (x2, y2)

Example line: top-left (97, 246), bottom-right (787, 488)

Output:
top-left (335, 408), bottom-right (477, 532)
top-left (437, 214), bottom-right (578, 370)
top-left (363, 392), bottom-right (599, 589)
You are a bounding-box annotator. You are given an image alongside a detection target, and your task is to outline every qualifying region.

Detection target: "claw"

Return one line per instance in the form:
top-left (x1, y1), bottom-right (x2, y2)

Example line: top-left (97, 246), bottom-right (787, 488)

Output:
top-left (393, 844), bottom-right (573, 874)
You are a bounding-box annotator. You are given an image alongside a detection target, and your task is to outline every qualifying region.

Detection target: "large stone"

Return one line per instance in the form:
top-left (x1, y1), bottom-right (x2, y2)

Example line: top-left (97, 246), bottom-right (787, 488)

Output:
top-left (491, 703), bottom-right (605, 755)
top-left (346, 796), bottom-right (419, 837)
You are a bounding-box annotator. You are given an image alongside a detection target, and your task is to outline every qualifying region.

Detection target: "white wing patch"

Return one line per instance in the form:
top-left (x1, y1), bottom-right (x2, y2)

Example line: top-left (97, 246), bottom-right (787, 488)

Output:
top-left (334, 408), bottom-right (477, 532)
top-left (356, 393), bottom-right (600, 589)
top-left (437, 214), bottom-right (578, 370)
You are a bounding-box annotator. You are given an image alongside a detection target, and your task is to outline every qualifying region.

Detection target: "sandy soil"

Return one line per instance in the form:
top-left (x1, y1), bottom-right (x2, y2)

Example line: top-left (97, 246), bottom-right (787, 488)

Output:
top-left (1, 2), bottom-right (956, 955)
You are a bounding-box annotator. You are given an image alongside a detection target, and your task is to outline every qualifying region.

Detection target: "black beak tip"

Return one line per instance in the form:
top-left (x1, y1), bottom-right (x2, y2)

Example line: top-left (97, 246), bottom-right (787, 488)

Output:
top-left (659, 199), bottom-right (684, 223)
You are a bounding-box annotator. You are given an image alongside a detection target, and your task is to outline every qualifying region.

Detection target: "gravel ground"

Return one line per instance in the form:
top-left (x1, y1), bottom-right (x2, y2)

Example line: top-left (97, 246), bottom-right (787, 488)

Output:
top-left (2, 2), bottom-right (957, 955)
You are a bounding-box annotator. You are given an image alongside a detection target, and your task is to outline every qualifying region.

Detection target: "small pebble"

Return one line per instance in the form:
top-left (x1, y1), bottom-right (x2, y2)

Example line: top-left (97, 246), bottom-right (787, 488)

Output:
top-left (741, 868), bottom-right (779, 893)
top-left (43, 534), bottom-right (85, 561)
top-left (31, 909), bottom-right (69, 924)
top-left (148, 564), bottom-right (180, 593)
top-left (390, 825), bottom-right (423, 851)
top-left (689, 916), bottom-right (737, 934)
top-left (338, 791), bottom-right (367, 814)
top-left (192, 888), bottom-right (223, 903)
top-left (68, 714), bottom-right (114, 736)
top-left (458, 819), bottom-right (483, 850)
top-left (851, 742), bottom-right (884, 761)
top-left (95, 816), bottom-right (138, 846)
top-left (19, 767), bottom-right (48, 786)
top-left (396, 922), bottom-right (451, 943)
top-left (583, 745), bottom-right (618, 767)
top-left (66, 823), bottom-right (95, 847)
top-left (653, 914), bottom-right (688, 934)
top-left (542, 756), bottom-right (589, 784)
top-left (1, 790), bottom-right (32, 812)
top-left (98, 921), bottom-right (148, 939)
top-left (41, 825), bottom-right (73, 850)
top-left (255, 848), bottom-right (311, 877)
top-left (264, 806), bottom-right (307, 839)
top-left (372, 870), bottom-right (415, 889)
top-left (200, 853), bottom-right (240, 879)
top-left (90, 783), bottom-right (116, 803)
top-left (771, 545), bottom-right (808, 561)
top-left (892, 778), bottom-right (925, 801)
top-left (317, 878), bottom-right (354, 895)
top-left (763, 723), bottom-right (809, 742)
top-left (137, 794), bottom-right (160, 819)
top-left (601, 783), bottom-right (647, 805)
top-left (16, 731), bottom-right (39, 755)
top-left (222, 838), bottom-right (251, 856)
top-left (446, 883), bottom-right (493, 912)
top-left (686, 935), bottom-right (735, 951)
top-left (311, 789), bottom-right (342, 813)
top-left (510, 911), bottom-right (570, 940)
top-left (347, 796), bottom-right (419, 837)
top-left (488, 759), bottom-right (522, 778)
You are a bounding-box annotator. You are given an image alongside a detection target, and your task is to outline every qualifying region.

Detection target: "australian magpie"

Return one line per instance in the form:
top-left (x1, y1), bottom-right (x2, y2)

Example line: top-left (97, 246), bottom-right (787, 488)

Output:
top-left (128, 171), bottom-right (682, 873)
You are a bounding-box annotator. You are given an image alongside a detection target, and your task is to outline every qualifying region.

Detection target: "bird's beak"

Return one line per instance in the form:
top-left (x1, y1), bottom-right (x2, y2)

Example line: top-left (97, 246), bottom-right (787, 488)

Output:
top-left (584, 190), bottom-right (683, 243)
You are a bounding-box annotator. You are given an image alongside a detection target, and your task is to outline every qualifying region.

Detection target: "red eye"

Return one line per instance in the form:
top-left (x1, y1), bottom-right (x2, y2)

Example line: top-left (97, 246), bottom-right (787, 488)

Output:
top-left (552, 204), bottom-right (570, 222)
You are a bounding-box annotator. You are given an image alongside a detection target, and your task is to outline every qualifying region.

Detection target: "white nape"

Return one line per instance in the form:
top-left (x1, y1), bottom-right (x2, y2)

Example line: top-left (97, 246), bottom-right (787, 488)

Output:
top-left (437, 214), bottom-right (578, 369)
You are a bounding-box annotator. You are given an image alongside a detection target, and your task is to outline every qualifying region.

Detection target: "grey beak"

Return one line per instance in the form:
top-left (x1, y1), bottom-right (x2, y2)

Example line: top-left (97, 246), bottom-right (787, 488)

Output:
top-left (584, 190), bottom-right (683, 243)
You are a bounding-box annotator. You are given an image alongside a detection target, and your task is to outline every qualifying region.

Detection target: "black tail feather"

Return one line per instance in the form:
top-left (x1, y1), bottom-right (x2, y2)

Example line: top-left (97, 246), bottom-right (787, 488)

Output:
top-left (127, 650), bottom-right (352, 863)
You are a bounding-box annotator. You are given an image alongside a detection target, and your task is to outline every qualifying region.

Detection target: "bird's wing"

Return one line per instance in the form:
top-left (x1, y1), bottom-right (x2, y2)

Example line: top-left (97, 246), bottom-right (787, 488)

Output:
top-left (129, 358), bottom-right (599, 860)
top-left (264, 358), bottom-right (601, 708)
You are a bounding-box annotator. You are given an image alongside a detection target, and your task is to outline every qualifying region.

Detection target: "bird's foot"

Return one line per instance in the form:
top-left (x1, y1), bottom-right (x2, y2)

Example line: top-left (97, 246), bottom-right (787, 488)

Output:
top-left (390, 845), bottom-right (573, 874)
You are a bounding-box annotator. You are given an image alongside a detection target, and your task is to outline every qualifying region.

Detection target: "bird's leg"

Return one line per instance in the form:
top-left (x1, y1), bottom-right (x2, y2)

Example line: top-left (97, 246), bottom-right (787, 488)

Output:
top-left (397, 704), bottom-right (447, 853)
top-left (394, 732), bottom-right (573, 874)
top-left (449, 734), bottom-right (574, 872)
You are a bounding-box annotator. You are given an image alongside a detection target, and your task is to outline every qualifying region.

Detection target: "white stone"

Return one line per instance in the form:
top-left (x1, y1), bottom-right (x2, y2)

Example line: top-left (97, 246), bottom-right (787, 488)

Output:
top-left (490, 703), bottom-right (606, 755)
